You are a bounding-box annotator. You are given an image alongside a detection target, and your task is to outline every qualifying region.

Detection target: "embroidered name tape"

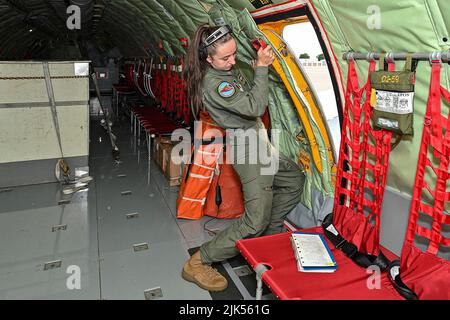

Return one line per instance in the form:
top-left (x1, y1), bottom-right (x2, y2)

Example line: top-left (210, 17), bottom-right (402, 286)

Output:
top-left (217, 81), bottom-right (236, 98)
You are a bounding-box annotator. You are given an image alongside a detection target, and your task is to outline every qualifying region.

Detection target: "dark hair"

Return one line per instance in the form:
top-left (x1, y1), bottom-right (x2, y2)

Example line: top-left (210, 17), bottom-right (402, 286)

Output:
top-left (184, 24), bottom-right (234, 119)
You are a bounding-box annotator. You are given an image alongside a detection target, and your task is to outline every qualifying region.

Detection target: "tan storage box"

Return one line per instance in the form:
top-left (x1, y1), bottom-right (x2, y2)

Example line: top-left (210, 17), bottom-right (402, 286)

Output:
top-left (153, 137), bottom-right (189, 186)
top-left (164, 147), bottom-right (183, 187)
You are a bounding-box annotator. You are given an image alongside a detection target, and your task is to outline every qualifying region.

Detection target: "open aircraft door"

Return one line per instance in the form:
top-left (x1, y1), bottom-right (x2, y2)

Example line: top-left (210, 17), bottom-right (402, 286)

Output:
top-left (245, 0), bottom-right (345, 227)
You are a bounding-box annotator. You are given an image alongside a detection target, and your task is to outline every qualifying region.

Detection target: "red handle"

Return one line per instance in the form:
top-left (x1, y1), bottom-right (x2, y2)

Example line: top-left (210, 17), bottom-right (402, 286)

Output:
top-left (251, 38), bottom-right (268, 51)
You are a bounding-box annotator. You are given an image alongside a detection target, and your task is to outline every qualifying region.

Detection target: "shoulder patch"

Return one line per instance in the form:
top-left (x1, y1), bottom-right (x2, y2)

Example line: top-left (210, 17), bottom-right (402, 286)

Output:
top-left (217, 81), bottom-right (236, 98)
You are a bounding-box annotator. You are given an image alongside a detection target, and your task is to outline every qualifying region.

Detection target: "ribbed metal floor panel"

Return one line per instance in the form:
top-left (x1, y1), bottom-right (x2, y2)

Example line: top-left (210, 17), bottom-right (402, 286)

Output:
top-left (0, 118), bottom-right (237, 300)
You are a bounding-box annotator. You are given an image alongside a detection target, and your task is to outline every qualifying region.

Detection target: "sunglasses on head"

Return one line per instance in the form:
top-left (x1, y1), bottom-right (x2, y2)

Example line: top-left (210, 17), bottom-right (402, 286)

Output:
top-left (203, 25), bottom-right (232, 48)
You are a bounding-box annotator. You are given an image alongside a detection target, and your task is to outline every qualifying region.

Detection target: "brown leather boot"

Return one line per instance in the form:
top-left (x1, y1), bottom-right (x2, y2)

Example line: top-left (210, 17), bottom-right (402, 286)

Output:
top-left (182, 251), bottom-right (228, 292)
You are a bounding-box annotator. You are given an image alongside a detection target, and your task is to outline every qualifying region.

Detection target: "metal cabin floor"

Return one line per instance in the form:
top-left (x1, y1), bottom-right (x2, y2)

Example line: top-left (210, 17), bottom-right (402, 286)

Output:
top-left (0, 119), bottom-right (238, 300)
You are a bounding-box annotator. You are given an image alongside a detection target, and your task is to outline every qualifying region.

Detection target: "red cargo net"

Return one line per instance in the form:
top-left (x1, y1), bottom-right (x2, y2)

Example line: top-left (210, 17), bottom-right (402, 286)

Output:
top-left (153, 62), bottom-right (162, 102)
top-left (166, 61), bottom-right (175, 113)
top-left (398, 61), bottom-right (450, 299)
top-left (173, 60), bottom-right (190, 125)
top-left (160, 63), bottom-right (169, 111)
top-left (235, 60), bottom-right (400, 300)
top-left (333, 59), bottom-right (393, 256)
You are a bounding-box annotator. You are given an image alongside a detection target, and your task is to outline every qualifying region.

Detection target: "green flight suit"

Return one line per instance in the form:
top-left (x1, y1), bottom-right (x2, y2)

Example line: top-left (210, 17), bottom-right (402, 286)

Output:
top-left (199, 62), bottom-right (305, 264)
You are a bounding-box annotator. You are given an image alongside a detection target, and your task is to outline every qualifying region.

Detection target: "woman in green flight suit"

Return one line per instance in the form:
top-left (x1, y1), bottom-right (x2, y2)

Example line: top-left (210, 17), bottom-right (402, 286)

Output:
top-left (182, 24), bottom-right (304, 292)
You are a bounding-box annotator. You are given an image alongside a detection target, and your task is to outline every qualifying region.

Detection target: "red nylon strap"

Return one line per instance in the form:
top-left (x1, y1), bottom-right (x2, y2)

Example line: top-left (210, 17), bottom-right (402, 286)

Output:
top-left (174, 62), bottom-right (185, 120)
top-left (168, 63), bottom-right (176, 114)
top-left (402, 62), bottom-right (450, 256)
top-left (179, 37), bottom-right (189, 48)
top-left (175, 80), bottom-right (183, 120)
top-left (166, 62), bottom-right (172, 112)
top-left (387, 62), bottom-right (395, 71)
top-left (178, 58), bottom-right (190, 125)
top-left (333, 60), bottom-right (392, 255)
top-left (161, 63), bottom-right (168, 110)
top-left (155, 64), bottom-right (162, 104)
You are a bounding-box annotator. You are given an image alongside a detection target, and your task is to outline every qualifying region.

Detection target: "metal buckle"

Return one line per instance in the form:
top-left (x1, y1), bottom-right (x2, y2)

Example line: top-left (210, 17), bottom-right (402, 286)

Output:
top-left (366, 52), bottom-right (376, 62)
top-left (385, 52), bottom-right (395, 63)
top-left (346, 52), bottom-right (355, 61)
top-left (203, 25), bottom-right (232, 47)
top-left (429, 51), bottom-right (442, 65)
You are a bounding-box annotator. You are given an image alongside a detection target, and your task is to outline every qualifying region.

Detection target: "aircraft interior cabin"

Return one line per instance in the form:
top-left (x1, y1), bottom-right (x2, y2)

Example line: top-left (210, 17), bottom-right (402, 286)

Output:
top-left (0, 0), bottom-right (449, 303)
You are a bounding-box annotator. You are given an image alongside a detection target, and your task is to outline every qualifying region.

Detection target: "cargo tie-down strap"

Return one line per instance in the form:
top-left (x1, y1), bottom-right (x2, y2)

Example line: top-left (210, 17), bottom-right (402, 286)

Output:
top-left (323, 59), bottom-right (393, 269)
top-left (91, 72), bottom-right (120, 161)
top-left (388, 61), bottom-right (450, 300)
top-left (42, 62), bottom-right (70, 182)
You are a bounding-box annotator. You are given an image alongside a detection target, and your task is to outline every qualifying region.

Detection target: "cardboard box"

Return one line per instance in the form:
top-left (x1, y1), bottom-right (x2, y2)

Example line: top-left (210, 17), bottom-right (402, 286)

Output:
top-left (152, 136), bottom-right (172, 170)
top-left (165, 141), bottom-right (191, 186)
top-left (164, 150), bottom-right (185, 186)
top-left (152, 136), bottom-right (190, 186)
top-left (159, 142), bottom-right (172, 174)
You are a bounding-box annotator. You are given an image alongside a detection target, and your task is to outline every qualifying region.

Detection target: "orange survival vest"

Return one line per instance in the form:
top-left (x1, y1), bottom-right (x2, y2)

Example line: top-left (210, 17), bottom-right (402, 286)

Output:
top-left (176, 111), bottom-right (244, 220)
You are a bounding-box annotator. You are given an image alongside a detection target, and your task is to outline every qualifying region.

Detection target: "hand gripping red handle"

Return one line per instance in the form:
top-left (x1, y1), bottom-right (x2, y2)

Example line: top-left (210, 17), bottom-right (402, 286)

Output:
top-left (251, 38), bottom-right (268, 51)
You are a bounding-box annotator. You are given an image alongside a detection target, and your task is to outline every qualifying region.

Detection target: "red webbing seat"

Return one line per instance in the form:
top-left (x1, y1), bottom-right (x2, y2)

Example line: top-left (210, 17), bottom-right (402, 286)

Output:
top-left (160, 63), bottom-right (169, 111)
top-left (174, 60), bottom-right (190, 125)
top-left (132, 105), bottom-right (181, 134)
top-left (154, 63), bottom-right (162, 101)
top-left (236, 227), bottom-right (401, 300)
top-left (331, 59), bottom-right (393, 257)
top-left (394, 61), bottom-right (450, 300)
top-left (166, 62), bottom-right (176, 114)
top-left (178, 60), bottom-right (191, 126)
top-left (174, 66), bottom-right (183, 121)
top-left (236, 59), bottom-right (399, 299)
top-left (130, 57), bottom-right (190, 140)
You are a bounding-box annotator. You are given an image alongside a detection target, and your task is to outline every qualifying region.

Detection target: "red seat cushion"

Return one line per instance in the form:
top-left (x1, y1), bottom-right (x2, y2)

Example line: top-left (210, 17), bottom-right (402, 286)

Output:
top-left (113, 84), bottom-right (135, 93)
top-left (236, 227), bottom-right (403, 300)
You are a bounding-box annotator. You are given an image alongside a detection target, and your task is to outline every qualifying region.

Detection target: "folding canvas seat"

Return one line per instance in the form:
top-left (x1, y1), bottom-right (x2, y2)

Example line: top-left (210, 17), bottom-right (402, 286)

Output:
top-left (237, 58), bottom-right (402, 300)
top-left (388, 60), bottom-right (450, 300)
